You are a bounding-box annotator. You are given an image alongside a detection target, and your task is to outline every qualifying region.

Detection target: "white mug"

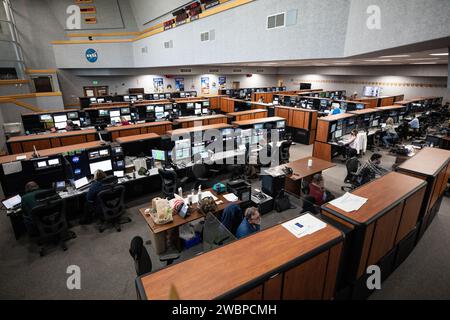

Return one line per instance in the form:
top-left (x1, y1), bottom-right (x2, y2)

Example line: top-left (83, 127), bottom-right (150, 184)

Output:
top-left (308, 159), bottom-right (313, 167)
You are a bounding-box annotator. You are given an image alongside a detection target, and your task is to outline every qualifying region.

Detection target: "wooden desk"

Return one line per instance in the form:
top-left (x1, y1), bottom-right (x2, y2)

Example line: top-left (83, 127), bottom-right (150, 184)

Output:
top-left (167, 123), bottom-right (232, 136)
top-left (274, 106), bottom-right (318, 144)
top-left (321, 172), bottom-right (426, 289)
top-left (284, 157), bottom-right (336, 195)
top-left (173, 115), bottom-right (228, 128)
top-left (376, 105), bottom-right (407, 112)
top-left (137, 215), bottom-right (344, 300)
top-left (232, 116), bottom-right (286, 127)
top-left (139, 188), bottom-right (241, 254)
top-left (105, 121), bottom-right (172, 140)
top-left (7, 129), bottom-right (97, 154)
top-left (227, 109), bottom-right (268, 122)
top-left (0, 141), bottom-right (104, 165)
top-left (88, 102), bottom-right (130, 109)
top-left (397, 147), bottom-right (450, 238)
top-left (115, 133), bottom-right (160, 144)
top-left (219, 97), bottom-right (272, 113)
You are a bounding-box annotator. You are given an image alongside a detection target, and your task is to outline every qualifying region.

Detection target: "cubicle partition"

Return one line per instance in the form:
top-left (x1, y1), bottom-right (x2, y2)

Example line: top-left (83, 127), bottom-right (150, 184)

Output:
top-left (274, 106), bottom-right (317, 145)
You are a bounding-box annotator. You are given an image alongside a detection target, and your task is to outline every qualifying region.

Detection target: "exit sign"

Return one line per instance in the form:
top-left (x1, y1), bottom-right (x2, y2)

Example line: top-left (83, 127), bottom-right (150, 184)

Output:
top-left (92, 80), bottom-right (98, 85)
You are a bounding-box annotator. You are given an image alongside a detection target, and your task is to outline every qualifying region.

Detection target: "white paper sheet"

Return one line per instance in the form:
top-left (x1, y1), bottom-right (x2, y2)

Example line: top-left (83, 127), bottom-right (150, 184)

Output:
top-left (282, 214), bottom-right (327, 238)
top-left (223, 193), bottom-right (239, 202)
top-left (328, 192), bottom-right (368, 213)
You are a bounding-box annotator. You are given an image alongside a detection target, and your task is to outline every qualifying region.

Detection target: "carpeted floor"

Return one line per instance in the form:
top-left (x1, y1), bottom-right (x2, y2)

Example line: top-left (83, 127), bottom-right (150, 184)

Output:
top-left (0, 143), bottom-right (448, 300)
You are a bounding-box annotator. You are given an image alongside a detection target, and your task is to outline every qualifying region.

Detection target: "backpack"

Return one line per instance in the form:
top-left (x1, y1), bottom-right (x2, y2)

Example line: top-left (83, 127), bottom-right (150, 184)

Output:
top-left (274, 189), bottom-right (292, 212)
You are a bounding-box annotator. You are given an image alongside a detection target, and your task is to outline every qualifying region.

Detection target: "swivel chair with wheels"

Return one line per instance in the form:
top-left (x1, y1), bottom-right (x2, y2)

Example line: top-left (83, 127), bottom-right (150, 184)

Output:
top-left (192, 163), bottom-right (220, 189)
top-left (158, 168), bottom-right (188, 199)
top-left (279, 140), bottom-right (292, 164)
top-left (341, 156), bottom-right (361, 191)
top-left (97, 185), bottom-right (131, 232)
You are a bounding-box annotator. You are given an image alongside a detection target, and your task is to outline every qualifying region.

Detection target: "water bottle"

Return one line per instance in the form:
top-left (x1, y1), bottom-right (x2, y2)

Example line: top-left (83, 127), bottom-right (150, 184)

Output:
top-left (197, 185), bottom-right (202, 201)
top-left (178, 187), bottom-right (183, 198)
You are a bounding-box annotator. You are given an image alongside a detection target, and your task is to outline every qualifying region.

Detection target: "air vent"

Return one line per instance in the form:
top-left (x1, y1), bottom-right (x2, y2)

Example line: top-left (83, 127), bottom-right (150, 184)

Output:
top-left (180, 68), bottom-right (192, 73)
top-left (209, 68), bottom-right (219, 73)
top-left (209, 29), bottom-right (215, 41)
top-left (141, 46), bottom-right (148, 54)
top-left (200, 31), bottom-right (209, 42)
top-left (256, 69), bottom-right (264, 73)
top-left (233, 69), bottom-right (242, 73)
top-left (164, 40), bottom-right (173, 49)
top-left (267, 13), bottom-right (285, 29)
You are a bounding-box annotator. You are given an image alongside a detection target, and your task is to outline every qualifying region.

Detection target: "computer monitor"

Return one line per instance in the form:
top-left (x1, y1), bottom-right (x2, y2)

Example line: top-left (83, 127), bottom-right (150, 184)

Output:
top-left (176, 139), bottom-right (191, 149)
top-left (110, 117), bottom-right (121, 124)
top-left (54, 115), bottom-right (68, 123)
top-left (113, 171), bottom-right (124, 178)
top-left (48, 158), bottom-right (60, 166)
top-left (90, 97), bottom-right (97, 103)
top-left (192, 144), bottom-right (205, 155)
top-left (194, 109), bottom-right (201, 115)
top-left (175, 148), bottom-right (190, 160)
top-left (222, 128), bottom-right (233, 136)
top-left (254, 124), bottom-right (263, 130)
top-left (330, 123), bottom-right (336, 133)
top-left (110, 110), bottom-right (120, 118)
top-left (202, 108), bottom-right (208, 114)
top-left (356, 104), bottom-right (364, 110)
top-left (96, 98), bottom-right (105, 103)
top-left (180, 92), bottom-right (186, 98)
top-left (153, 94), bottom-right (159, 100)
top-left (186, 103), bottom-right (194, 109)
top-left (165, 94), bottom-right (171, 99)
top-left (155, 112), bottom-right (164, 119)
top-left (98, 110), bottom-right (109, 117)
top-left (372, 119), bottom-right (379, 127)
top-left (89, 159), bottom-right (113, 174)
top-left (334, 130), bottom-right (343, 139)
top-left (40, 114), bottom-right (52, 121)
top-left (2, 194), bottom-right (21, 210)
top-left (155, 106), bottom-right (164, 113)
top-left (146, 106), bottom-right (154, 112)
top-left (55, 122), bottom-right (67, 130)
top-left (151, 150), bottom-right (166, 161)
top-left (331, 102), bottom-right (340, 109)
top-left (276, 121), bottom-right (285, 129)
top-left (123, 95), bottom-right (130, 102)
top-left (67, 112), bottom-right (78, 119)
top-left (159, 94), bottom-right (165, 99)
top-left (121, 107), bottom-right (130, 114)
top-left (165, 104), bottom-right (172, 110)
top-left (74, 177), bottom-right (89, 189)
top-left (137, 94), bottom-right (143, 100)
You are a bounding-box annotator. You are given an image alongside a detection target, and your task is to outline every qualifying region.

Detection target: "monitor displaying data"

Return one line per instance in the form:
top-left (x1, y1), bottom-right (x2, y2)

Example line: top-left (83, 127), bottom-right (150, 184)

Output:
top-left (74, 177), bottom-right (89, 189)
top-left (334, 130), bottom-right (343, 139)
top-left (155, 106), bottom-right (164, 113)
top-left (110, 110), bottom-right (120, 117)
top-left (152, 150), bottom-right (166, 161)
top-left (54, 115), bottom-right (68, 123)
top-left (146, 106), bottom-right (154, 112)
top-left (89, 159), bottom-right (113, 174)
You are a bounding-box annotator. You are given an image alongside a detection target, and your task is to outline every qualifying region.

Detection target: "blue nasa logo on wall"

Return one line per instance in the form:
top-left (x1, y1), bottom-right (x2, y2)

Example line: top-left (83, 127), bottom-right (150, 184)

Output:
top-left (85, 48), bottom-right (98, 63)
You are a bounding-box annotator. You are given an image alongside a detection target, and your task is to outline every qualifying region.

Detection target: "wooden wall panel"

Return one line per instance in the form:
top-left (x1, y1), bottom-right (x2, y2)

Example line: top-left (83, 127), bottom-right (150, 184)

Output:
top-left (357, 223), bottom-right (375, 279)
top-left (234, 285), bottom-right (263, 300)
top-left (263, 274), bottom-right (282, 300)
top-left (316, 121), bottom-right (330, 143)
top-left (312, 141), bottom-right (331, 162)
top-left (323, 243), bottom-right (343, 300)
top-left (22, 140), bottom-right (51, 152)
top-left (396, 187), bottom-right (426, 244)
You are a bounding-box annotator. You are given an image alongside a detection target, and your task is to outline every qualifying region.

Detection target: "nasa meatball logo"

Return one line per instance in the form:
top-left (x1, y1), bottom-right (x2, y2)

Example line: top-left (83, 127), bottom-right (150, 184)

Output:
top-left (85, 48), bottom-right (98, 63)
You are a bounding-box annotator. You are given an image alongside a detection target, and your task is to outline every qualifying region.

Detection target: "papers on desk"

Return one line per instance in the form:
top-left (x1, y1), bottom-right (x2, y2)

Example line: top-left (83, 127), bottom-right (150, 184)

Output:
top-left (329, 192), bottom-right (368, 213)
top-left (183, 191), bottom-right (218, 204)
top-left (282, 214), bottom-right (326, 238)
top-left (223, 193), bottom-right (238, 202)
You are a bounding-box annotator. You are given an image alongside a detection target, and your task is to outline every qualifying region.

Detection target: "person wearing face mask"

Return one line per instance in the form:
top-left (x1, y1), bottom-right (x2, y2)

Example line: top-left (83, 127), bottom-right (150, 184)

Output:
top-left (235, 207), bottom-right (261, 239)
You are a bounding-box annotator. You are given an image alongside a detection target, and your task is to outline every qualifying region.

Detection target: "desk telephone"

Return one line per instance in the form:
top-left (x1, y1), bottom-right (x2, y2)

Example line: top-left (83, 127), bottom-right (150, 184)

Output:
top-left (282, 166), bottom-right (293, 175)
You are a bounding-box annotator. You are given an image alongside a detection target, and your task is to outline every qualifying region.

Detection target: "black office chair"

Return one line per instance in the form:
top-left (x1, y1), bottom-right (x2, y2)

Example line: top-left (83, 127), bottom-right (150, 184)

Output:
top-left (129, 236), bottom-right (180, 276)
top-left (279, 140), bottom-right (292, 164)
top-left (158, 168), bottom-right (188, 199)
top-left (31, 193), bottom-right (76, 256)
top-left (192, 163), bottom-right (219, 189)
top-left (220, 203), bottom-right (243, 236)
top-left (301, 195), bottom-right (318, 215)
top-left (97, 185), bottom-right (131, 232)
top-left (341, 156), bottom-right (361, 191)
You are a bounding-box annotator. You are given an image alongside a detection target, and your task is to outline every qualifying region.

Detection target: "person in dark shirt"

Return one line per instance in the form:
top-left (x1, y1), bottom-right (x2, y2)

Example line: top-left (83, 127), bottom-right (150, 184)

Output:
top-left (86, 169), bottom-right (108, 203)
top-left (21, 181), bottom-right (41, 235)
top-left (236, 207), bottom-right (261, 239)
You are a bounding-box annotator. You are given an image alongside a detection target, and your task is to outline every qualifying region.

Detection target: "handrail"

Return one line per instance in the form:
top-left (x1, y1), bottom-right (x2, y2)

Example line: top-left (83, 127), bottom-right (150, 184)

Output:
top-left (0, 79), bottom-right (29, 85)
top-left (52, 0), bottom-right (254, 45)
top-left (0, 98), bottom-right (44, 112)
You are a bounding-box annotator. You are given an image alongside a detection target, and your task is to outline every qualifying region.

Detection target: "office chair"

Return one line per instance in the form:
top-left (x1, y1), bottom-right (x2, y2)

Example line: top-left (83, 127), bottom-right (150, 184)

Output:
top-left (97, 185), bottom-right (131, 232)
top-left (279, 140), bottom-right (292, 164)
top-left (220, 203), bottom-right (243, 236)
top-left (129, 236), bottom-right (180, 276)
top-left (341, 157), bottom-right (361, 191)
top-left (31, 192), bottom-right (76, 256)
top-left (158, 168), bottom-right (188, 199)
top-left (192, 163), bottom-right (219, 189)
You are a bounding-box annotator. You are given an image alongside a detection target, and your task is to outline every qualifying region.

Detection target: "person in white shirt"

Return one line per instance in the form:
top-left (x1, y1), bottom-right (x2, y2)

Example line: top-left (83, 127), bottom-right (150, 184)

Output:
top-left (382, 117), bottom-right (399, 147)
top-left (341, 129), bottom-right (359, 159)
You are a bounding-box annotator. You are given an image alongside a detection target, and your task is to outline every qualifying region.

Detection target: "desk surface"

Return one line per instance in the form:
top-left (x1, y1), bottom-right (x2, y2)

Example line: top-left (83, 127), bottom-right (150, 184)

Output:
top-left (0, 141), bottom-right (104, 165)
top-left (227, 109), bottom-right (267, 116)
top-left (232, 116), bottom-right (285, 127)
top-left (105, 121), bottom-right (172, 132)
top-left (7, 129), bottom-right (97, 143)
top-left (133, 100), bottom-right (171, 106)
top-left (348, 109), bottom-right (382, 115)
top-left (322, 172), bottom-right (426, 225)
top-left (318, 113), bottom-right (355, 122)
top-left (376, 105), bottom-right (407, 111)
top-left (138, 215), bottom-right (343, 300)
top-left (286, 157), bottom-right (336, 181)
top-left (139, 188), bottom-right (241, 234)
top-left (167, 123), bottom-right (232, 136)
top-left (398, 147), bottom-right (450, 177)
top-left (115, 133), bottom-right (160, 144)
top-left (85, 104), bottom-right (130, 111)
top-left (173, 114), bottom-right (227, 124)
top-left (174, 98), bottom-right (208, 104)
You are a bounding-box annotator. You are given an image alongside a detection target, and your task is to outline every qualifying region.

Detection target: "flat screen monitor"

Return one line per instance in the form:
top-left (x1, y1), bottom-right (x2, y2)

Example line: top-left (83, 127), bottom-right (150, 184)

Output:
top-left (74, 177), bottom-right (89, 189)
top-left (123, 96), bottom-right (130, 102)
top-left (72, 120), bottom-right (81, 127)
top-left (175, 148), bottom-right (190, 160)
top-left (153, 94), bottom-right (159, 100)
top-left (96, 98), bottom-right (105, 103)
top-left (137, 94), bottom-right (143, 100)
top-left (159, 94), bottom-right (165, 99)
top-left (320, 99), bottom-right (328, 107)
top-left (2, 194), bottom-right (21, 210)
top-left (195, 103), bottom-right (201, 109)
top-left (121, 107), bottom-right (130, 114)
top-left (155, 106), bottom-right (164, 113)
top-left (176, 139), bottom-right (191, 149)
top-left (165, 94), bottom-right (171, 99)
top-left (48, 158), bottom-right (60, 166)
top-left (186, 103), bottom-right (194, 109)
top-left (152, 150), bottom-right (166, 161)
top-left (110, 117), bottom-right (121, 124)
top-left (254, 124), bottom-right (263, 130)
top-left (276, 121), bottom-right (285, 129)
top-left (222, 128), bottom-right (233, 136)
top-left (37, 160), bottom-right (47, 168)
top-left (192, 144), bottom-right (205, 155)
top-left (202, 108), bottom-right (208, 114)
top-left (356, 104), bottom-right (364, 110)
top-left (195, 109), bottom-right (201, 115)
top-left (180, 92), bottom-right (186, 97)
top-left (330, 123), bottom-right (336, 133)
top-left (203, 101), bottom-right (210, 107)
top-left (90, 98), bottom-right (97, 103)
top-left (110, 110), bottom-right (120, 117)
top-left (146, 106), bottom-right (154, 112)
top-left (67, 112), bottom-right (78, 119)
top-left (155, 112), bottom-right (164, 119)
top-left (122, 115), bottom-right (131, 121)
top-left (165, 104), bottom-right (172, 110)
top-left (98, 110), bottom-right (109, 116)
top-left (89, 159), bottom-right (113, 174)
top-left (54, 115), bottom-right (68, 123)
top-left (55, 122), bottom-right (66, 130)
top-left (113, 171), bottom-right (124, 178)
top-left (331, 102), bottom-right (340, 109)
top-left (372, 119), bottom-right (379, 127)
top-left (99, 149), bottom-right (109, 156)
top-left (40, 114), bottom-right (52, 121)
top-left (398, 115), bottom-right (403, 122)
top-left (334, 130), bottom-right (343, 139)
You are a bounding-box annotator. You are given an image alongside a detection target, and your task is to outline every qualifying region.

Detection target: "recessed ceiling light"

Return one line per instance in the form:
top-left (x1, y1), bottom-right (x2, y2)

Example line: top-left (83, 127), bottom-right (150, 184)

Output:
top-left (407, 58), bottom-right (439, 61)
top-left (379, 55), bottom-right (410, 58)
top-left (430, 52), bottom-right (448, 56)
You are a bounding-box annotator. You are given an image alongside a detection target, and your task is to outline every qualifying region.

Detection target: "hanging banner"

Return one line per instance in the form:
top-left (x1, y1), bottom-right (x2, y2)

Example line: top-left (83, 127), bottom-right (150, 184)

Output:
top-left (175, 78), bottom-right (185, 91)
top-left (219, 76), bottom-right (226, 85)
top-left (201, 77), bottom-right (210, 94)
top-left (153, 78), bottom-right (164, 92)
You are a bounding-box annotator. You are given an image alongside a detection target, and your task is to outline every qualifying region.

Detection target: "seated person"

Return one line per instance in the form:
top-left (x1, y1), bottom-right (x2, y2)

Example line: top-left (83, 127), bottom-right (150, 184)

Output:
top-left (308, 173), bottom-right (334, 206)
top-left (220, 203), bottom-right (243, 236)
top-left (65, 120), bottom-right (76, 131)
top-left (236, 207), bottom-right (261, 239)
top-left (382, 117), bottom-right (399, 148)
top-left (408, 116), bottom-right (420, 130)
top-left (341, 129), bottom-right (359, 155)
top-left (331, 105), bottom-right (343, 115)
top-left (82, 170), bottom-right (112, 223)
top-left (356, 153), bottom-right (388, 184)
top-left (21, 181), bottom-right (42, 236)
top-left (120, 117), bottom-right (130, 126)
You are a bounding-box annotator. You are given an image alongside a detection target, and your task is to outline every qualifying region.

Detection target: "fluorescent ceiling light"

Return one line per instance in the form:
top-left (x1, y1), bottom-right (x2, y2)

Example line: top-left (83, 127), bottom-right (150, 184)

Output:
top-left (379, 55), bottom-right (410, 58)
top-left (410, 62), bottom-right (438, 65)
top-left (429, 52), bottom-right (448, 56)
top-left (363, 59), bottom-right (392, 62)
top-left (407, 58), bottom-right (439, 61)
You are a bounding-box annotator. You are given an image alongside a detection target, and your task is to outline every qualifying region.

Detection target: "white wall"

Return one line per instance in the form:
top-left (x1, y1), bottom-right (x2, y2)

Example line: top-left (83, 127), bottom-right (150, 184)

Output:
top-left (130, 0), bottom-right (190, 30)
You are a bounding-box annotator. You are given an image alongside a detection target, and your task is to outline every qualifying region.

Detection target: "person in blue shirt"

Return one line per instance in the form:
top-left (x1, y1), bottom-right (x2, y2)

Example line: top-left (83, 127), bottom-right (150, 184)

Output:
top-left (331, 104), bottom-right (343, 115)
top-left (408, 116), bottom-right (420, 129)
top-left (236, 207), bottom-right (261, 239)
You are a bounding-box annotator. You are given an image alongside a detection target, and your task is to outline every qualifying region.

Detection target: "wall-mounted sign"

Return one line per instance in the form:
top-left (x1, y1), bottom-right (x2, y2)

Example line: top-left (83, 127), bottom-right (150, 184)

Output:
top-left (205, 0), bottom-right (220, 10)
top-left (85, 48), bottom-right (98, 63)
top-left (219, 76), bottom-right (226, 85)
top-left (201, 77), bottom-right (210, 94)
top-left (175, 78), bottom-right (185, 91)
top-left (153, 78), bottom-right (164, 92)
